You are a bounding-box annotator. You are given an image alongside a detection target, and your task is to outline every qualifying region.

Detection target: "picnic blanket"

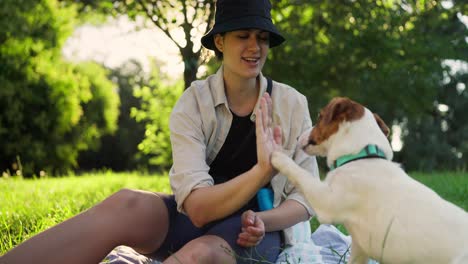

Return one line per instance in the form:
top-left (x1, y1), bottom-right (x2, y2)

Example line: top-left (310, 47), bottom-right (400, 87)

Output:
top-left (101, 224), bottom-right (378, 264)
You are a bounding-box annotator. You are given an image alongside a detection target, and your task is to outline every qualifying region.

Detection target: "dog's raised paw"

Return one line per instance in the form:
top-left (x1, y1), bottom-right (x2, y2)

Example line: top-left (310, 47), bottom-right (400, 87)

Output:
top-left (271, 151), bottom-right (288, 169)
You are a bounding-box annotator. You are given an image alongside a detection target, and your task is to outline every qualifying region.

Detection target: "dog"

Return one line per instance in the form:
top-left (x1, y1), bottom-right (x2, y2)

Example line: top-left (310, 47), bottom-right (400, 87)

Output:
top-left (271, 97), bottom-right (468, 264)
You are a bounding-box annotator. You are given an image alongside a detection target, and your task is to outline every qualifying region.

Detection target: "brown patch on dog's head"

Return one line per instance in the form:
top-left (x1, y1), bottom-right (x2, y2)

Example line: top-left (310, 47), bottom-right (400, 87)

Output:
top-left (309, 97), bottom-right (365, 145)
top-left (373, 113), bottom-right (390, 137)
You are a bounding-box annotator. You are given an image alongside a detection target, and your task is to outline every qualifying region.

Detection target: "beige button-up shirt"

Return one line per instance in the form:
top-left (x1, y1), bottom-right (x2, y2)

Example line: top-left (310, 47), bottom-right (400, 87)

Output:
top-left (169, 66), bottom-right (319, 245)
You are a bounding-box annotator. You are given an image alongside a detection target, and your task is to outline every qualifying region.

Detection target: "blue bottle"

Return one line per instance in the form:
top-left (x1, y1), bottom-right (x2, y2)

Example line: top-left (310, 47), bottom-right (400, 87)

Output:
top-left (257, 187), bottom-right (274, 211)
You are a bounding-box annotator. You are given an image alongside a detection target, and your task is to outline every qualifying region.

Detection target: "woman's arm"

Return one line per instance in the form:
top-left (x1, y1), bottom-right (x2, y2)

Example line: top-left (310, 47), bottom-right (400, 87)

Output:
top-left (259, 199), bottom-right (309, 232)
top-left (184, 93), bottom-right (278, 227)
top-left (237, 92), bottom-right (315, 247)
top-left (237, 200), bottom-right (309, 247)
top-left (184, 165), bottom-right (271, 227)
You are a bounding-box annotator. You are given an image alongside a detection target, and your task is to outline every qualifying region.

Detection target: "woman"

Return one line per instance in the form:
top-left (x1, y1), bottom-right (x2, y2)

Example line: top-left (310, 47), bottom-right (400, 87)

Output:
top-left (0, 0), bottom-right (319, 263)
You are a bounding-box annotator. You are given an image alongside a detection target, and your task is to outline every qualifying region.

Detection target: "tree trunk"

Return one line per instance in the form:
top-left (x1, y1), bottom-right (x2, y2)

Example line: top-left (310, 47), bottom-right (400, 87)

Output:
top-left (183, 55), bottom-right (199, 90)
top-left (181, 45), bottom-right (201, 90)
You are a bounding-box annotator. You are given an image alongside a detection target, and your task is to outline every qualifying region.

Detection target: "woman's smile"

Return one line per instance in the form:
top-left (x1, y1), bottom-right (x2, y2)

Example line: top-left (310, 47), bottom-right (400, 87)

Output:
top-left (242, 56), bottom-right (261, 67)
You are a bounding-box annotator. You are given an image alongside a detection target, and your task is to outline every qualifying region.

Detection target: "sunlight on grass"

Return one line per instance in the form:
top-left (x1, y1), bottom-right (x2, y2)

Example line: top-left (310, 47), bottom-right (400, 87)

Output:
top-left (411, 171), bottom-right (468, 210)
top-left (1, 171), bottom-right (466, 255)
top-left (0, 172), bottom-right (170, 253)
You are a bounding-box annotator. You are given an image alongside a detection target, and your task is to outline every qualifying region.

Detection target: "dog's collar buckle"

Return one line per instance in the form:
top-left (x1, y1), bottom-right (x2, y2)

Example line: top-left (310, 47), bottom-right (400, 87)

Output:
top-left (330, 144), bottom-right (387, 170)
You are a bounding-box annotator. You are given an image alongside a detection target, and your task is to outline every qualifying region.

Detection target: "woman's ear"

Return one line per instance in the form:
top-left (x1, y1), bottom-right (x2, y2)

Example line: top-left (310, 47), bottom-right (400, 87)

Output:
top-left (214, 34), bottom-right (224, 53)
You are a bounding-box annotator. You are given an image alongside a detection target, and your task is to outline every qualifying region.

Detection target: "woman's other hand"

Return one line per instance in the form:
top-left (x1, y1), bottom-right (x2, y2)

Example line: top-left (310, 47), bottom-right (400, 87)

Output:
top-left (237, 210), bottom-right (265, 247)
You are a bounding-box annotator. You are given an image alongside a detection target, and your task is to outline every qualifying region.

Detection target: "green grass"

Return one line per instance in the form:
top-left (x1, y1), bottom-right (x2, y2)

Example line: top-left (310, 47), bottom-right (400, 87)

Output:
top-left (0, 172), bottom-right (171, 254)
top-left (1, 171), bottom-right (467, 256)
top-left (411, 171), bottom-right (468, 210)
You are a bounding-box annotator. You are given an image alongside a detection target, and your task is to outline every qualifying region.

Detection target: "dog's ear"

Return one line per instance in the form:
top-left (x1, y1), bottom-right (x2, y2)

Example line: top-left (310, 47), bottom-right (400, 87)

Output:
top-left (323, 97), bottom-right (364, 124)
top-left (374, 113), bottom-right (390, 137)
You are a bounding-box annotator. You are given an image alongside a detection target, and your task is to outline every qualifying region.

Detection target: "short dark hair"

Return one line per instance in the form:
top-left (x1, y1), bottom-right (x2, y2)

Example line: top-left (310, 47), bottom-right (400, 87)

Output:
top-left (214, 48), bottom-right (223, 60)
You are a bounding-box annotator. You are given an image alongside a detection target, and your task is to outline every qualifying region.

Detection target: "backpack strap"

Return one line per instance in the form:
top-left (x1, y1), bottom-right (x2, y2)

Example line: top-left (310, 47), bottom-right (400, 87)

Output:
top-left (266, 77), bottom-right (273, 96)
top-left (249, 77), bottom-right (272, 124)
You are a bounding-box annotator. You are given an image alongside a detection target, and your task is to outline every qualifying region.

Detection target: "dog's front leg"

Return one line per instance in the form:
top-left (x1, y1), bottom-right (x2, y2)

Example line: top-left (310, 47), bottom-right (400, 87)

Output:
top-left (349, 241), bottom-right (369, 264)
top-left (271, 151), bottom-right (316, 189)
top-left (271, 151), bottom-right (337, 223)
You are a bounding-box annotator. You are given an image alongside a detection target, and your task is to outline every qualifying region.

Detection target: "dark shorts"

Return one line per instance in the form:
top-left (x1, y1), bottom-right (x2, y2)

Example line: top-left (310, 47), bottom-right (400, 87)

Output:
top-left (150, 194), bottom-right (281, 263)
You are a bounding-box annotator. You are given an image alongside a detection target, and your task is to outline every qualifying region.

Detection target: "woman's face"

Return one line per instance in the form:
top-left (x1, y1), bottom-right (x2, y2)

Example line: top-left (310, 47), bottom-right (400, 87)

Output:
top-left (214, 29), bottom-right (270, 80)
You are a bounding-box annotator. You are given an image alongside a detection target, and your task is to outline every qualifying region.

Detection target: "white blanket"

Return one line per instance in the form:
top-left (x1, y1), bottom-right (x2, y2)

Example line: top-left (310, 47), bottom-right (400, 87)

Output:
top-left (101, 225), bottom-right (378, 264)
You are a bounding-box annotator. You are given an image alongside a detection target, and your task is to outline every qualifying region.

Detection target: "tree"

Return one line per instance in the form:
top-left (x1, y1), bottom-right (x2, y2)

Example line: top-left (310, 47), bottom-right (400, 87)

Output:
top-left (78, 60), bottom-right (150, 172)
top-left (267, 0), bottom-right (467, 170)
top-left (61, 0), bottom-right (216, 89)
top-left (131, 69), bottom-right (184, 171)
top-left (0, 0), bottom-right (119, 176)
top-left (48, 0), bottom-right (467, 171)
top-left (400, 70), bottom-right (468, 171)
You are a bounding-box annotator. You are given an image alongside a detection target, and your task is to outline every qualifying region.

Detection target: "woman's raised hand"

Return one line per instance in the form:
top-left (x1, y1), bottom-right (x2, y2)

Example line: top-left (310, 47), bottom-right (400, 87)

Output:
top-left (255, 92), bottom-right (282, 181)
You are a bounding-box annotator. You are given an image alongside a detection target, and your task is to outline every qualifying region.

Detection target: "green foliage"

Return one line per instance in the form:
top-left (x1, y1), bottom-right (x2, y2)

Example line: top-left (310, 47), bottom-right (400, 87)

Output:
top-left (78, 60), bottom-right (150, 172)
top-left (270, 0), bottom-right (465, 117)
top-left (268, 0), bottom-right (467, 171)
top-left (0, 0), bottom-right (75, 53)
top-left (400, 71), bottom-right (468, 171)
top-left (3, 0), bottom-right (467, 173)
top-left (131, 70), bottom-right (184, 171)
top-left (0, 0), bottom-right (119, 176)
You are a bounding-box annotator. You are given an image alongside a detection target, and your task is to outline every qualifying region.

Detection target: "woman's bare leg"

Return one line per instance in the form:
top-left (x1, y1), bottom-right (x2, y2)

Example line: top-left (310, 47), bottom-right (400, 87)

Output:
top-left (163, 235), bottom-right (236, 264)
top-left (0, 189), bottom-right (169, 264)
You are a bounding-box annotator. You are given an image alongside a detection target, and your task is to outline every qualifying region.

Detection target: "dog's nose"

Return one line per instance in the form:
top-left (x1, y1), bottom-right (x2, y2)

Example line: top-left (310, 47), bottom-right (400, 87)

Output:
top-left (308, 138), bottom-right (316, 146)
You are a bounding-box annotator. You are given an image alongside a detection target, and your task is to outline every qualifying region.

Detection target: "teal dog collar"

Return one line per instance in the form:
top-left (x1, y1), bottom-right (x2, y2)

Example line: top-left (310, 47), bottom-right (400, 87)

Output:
top-left (330, 144), bottom-right (387, 171)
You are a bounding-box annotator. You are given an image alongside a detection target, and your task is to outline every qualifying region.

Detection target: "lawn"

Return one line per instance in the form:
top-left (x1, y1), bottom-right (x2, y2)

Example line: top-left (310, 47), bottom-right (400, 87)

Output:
top-left (1, 171), bottom-right (467, 255)
top-left (0, 171), bottom-right (171, 254)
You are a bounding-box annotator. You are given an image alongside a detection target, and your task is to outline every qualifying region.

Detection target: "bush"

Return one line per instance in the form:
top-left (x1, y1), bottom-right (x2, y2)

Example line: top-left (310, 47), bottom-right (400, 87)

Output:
top-left (0, 0), bottom-right (119, 176)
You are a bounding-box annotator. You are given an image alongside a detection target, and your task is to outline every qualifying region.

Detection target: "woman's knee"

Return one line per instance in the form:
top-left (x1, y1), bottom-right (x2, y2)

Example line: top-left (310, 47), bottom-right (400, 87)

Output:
top-left (168, 235), bottom-right (235, 264)
top-left (95, 189), bottom-right (139, 215)
top-left (94, 189), bottom-right (168, 232)
top-left (95, 189), bottom-right (169, 250)
top-left (98, 189), bottom-right (158, 215)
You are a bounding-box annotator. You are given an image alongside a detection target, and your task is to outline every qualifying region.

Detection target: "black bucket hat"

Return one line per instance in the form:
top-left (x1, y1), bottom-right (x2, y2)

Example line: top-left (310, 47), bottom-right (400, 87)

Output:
top-left (201, 0), bottom-right (285, 50)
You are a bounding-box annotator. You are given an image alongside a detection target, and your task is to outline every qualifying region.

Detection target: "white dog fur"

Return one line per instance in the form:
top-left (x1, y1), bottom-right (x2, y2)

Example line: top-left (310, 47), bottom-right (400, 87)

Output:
top-left (271, 97), bottom-right (468, 264)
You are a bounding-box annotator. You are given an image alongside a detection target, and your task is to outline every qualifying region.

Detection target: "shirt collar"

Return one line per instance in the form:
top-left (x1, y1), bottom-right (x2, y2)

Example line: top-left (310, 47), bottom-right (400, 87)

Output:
top-left (210, 65), bottom-right (268, 122)
top-left (210, 66), bottom-right (227, 107)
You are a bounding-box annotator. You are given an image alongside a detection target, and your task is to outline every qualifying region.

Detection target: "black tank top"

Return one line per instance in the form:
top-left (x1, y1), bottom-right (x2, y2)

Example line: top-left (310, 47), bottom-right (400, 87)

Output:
top-left (209, 111), bottom-right (257, 185)
top-left (208, 78), bottom-right (272, 211)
